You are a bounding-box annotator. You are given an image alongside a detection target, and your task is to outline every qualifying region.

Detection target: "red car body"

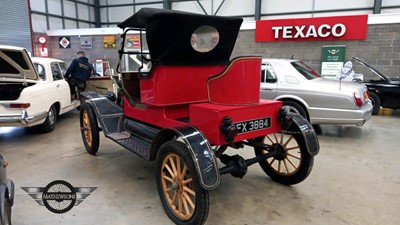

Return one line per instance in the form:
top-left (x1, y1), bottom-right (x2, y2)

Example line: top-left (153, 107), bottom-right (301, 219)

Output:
top-left (79, 8), bottom-right (319, 225)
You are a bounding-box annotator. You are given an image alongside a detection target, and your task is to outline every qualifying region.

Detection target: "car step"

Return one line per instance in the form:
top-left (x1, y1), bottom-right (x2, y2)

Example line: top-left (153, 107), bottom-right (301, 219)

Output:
top-left (107, 131), bottom-right (131, 140)
top-left (109, 134), bottom-right (152, 160)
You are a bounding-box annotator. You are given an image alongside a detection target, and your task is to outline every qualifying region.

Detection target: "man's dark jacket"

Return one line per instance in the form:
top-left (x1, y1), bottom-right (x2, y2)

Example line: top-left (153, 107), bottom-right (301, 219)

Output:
top-left (64, 57), bottom-right (93, 82)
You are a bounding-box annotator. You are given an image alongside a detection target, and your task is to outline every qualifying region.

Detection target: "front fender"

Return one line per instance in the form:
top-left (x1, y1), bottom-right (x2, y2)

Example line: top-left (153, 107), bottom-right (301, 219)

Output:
top-left (80, 91), bottom-right (124, 134)
top-left (151, 126), bottom-right (220, 190)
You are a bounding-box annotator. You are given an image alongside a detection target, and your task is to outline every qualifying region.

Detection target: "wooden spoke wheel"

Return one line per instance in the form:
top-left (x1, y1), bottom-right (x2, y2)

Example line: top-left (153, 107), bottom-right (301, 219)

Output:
top-left (254, 132), bottom-right (313, 185)
top-left (156, 141), bottom-right (209, 225)
top-left (80, 104), bottom-right (100, 155)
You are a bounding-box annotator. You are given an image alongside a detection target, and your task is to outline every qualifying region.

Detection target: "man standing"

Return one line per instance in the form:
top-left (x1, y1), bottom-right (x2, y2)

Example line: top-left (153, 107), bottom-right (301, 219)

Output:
top-left (64, 51), bottom-right (93, 99)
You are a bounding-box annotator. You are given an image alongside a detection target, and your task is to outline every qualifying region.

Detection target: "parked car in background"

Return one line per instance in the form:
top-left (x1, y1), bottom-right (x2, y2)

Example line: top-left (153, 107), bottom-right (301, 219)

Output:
top-left (352, 57), bottom-right (400, 115)
top-left (0, 154), bottom-right (14, 225)
top-left (0, 45), bottom-right (79, 132)
top-left (261, 58), bottom-right (373, 126)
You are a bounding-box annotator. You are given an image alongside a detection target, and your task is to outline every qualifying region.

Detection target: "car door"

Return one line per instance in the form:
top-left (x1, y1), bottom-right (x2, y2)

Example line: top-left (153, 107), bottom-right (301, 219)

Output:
top-left (51, 62), bottom-right (71, 106)
top-left (260, 62), bottom-right (278, 99)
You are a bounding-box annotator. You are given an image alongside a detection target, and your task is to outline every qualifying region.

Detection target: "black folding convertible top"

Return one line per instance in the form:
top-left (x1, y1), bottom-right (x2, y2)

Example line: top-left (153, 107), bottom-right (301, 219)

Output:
top-left (118, 8), bottom-right (243, 65)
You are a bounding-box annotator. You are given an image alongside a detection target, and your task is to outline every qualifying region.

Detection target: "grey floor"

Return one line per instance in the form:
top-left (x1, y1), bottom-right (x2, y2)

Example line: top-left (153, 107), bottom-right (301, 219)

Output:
top-left (1, 110), bottom-right (399, 225)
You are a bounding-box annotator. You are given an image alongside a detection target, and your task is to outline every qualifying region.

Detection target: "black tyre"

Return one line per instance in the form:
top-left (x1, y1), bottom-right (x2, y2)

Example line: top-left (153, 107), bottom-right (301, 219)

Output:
top-left (80, 104), bottom-right (100, 155)
top-left (282, 101), bottom-right (308, 120)
top-left (254, 131), bottom-right (314, 185)
top-left (156, 141), bottom-right (209, 225)
top-left (38, 105), bottom-right (57, 133)
top-left (369, 92), bottom-right (381, 115)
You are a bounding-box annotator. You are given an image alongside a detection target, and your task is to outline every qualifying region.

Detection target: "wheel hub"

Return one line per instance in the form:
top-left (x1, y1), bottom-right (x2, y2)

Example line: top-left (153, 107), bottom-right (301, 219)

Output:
top-left (171, 178), bottom-right (183, 193)
top-left (272, 143), bottom-right (287, 160)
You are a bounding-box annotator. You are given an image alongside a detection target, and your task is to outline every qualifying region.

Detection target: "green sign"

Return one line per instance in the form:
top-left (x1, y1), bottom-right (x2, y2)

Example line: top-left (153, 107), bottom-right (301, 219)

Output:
top-left (321, 45), bottom-right (346, 78)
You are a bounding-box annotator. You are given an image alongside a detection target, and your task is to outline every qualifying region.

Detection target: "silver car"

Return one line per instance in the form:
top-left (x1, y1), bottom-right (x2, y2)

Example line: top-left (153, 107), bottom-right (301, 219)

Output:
top-left (261, 59), bottom-right (373, 125)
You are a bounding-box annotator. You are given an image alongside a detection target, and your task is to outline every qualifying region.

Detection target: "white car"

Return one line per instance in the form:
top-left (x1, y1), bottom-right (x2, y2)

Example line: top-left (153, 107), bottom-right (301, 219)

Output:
top-left (261, 59), bottom-right (373, 125)
top-left (0, 45), bottom-right (79, 132)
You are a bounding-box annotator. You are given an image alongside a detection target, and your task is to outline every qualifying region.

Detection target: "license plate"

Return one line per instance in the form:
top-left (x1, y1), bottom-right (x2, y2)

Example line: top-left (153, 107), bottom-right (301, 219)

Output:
top-left (234, 117), bottom-right (271, 134)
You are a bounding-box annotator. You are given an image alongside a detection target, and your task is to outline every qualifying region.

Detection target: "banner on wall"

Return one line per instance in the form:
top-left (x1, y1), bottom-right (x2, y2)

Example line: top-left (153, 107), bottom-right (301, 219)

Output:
top-left (80, 37), bottom-right (92, 49)
top-left (126, 34), bottom-right (140, 49)
top-left (256, 15), bottom-right (368, 42)
top-left (58, 37), bottom-right (71, 48)
top-left (103, 36), bottom-right (116, 48)
top-left (321, 45), bottom-right (346, 78)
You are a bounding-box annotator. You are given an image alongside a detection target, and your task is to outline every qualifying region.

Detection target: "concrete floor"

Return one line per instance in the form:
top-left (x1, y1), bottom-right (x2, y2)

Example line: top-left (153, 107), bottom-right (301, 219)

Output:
top-left (1, 110), bottom-right (399, 225)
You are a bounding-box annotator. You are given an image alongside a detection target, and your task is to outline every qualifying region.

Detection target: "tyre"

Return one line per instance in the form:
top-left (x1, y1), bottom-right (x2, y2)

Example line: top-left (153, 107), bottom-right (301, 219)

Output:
top-left (80, 103), bottom-right (100, 155)
top-left (38, 105), bottom-right (57, 133)
top-left (282, 101), bottom-right (308, 120)
top-left (369, 92), bottom-right (381, 115)
top-left (254, 131), bottom-right (314, 185)
top-left (156, 141), bottom-right (209, 225)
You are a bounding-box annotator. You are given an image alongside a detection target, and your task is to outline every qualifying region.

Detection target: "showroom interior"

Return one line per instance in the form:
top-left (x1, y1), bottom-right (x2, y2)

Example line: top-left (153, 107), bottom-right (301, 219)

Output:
top-left (0, 0), bottom-right (400, 225)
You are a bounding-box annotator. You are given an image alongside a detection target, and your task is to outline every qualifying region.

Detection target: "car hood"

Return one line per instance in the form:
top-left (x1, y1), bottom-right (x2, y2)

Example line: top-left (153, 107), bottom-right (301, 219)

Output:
top-left (352, 57), bottom-right (391, 82)
top-left (0, 45), bottom-right (38, 80)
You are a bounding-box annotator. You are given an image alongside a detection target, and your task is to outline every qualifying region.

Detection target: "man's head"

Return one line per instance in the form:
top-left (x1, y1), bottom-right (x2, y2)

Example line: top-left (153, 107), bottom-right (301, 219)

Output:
top-left (77, 51), bottom-right (85, 58)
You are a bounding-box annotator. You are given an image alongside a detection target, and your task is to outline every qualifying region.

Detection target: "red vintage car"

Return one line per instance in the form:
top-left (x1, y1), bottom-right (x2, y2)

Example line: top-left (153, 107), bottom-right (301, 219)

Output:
top-left (79, 8), bottom-right (319, 225)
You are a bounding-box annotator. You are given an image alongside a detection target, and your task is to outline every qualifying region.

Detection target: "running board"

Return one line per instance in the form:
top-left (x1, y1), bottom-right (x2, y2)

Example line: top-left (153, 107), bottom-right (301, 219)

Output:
top-left (107, 132), bottom-right (152, 160)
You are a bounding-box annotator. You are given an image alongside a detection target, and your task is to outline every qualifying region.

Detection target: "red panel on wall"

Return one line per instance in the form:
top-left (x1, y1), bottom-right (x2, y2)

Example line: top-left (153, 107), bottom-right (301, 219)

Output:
top-left (256, 15), bottom-right (368, 42)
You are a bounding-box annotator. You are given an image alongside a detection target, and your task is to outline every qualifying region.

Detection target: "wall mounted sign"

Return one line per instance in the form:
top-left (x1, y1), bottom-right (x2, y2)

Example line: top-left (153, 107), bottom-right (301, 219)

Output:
top-left (38, 36), bottom-right (47, 45)
top-left (38, 36), bottom-right (48, 53)
top-left (103, 35), bottom-right (116, 48)
top-left (321, 45), bottom-right (346, 78)
top-left (256, 15), bottom-right (368, 42)
top-left (126, 34), bottom-right (140, 49)
top-left (80, 36), bottom-right (92, 49)
top-left (58, 37), bottom-right (71, 48)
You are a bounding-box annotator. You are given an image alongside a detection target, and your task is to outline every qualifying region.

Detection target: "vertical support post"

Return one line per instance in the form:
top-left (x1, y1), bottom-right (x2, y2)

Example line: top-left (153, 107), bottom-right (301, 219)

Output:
top-left (44, 0), bottom-right (50, 30)
top-left (255, 0), bottom-right (261, 20)
top-left (163, 0), bottom-right (171, 10)
top-left (75, 1), bottom-right (79, 28)
top-left (94, 0), bottom-right (101, 28)
top-left (61, 0), bottom-right (65, 29)
top-left (373, 0), bottom-right (382, 14)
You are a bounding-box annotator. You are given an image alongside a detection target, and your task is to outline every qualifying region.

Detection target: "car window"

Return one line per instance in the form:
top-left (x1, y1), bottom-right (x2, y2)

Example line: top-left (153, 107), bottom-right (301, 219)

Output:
top-left (0, 58), bottom-right (19, 74)
top-left (2, 50), bottom-right (29, 70)
top-left (59, 62), bottom-right (67, 77)
top-left (291, 61), bottom-right (321, 80)
top-left (51, 62), bottom-right (64, 80)
top-left (261, 63), bottom-right (277, 83)
top-left (33, 63), bottom-right (46, 80)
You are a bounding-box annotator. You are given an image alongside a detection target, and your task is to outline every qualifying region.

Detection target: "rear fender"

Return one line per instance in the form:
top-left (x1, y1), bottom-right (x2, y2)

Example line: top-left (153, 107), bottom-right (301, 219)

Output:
top-left (290, 114), bottom-right (319, 156)
top-left (151, 126), bottom-right (220, 190)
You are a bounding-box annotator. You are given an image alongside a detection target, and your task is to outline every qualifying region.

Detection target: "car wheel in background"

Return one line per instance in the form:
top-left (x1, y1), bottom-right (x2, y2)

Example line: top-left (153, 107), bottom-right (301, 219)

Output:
top-left (282, 101), bottom-right (308, 120)
top-left (368, 92), bottom-right (381, 115)
top-left (38, 105), bottom-right (57, 133)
